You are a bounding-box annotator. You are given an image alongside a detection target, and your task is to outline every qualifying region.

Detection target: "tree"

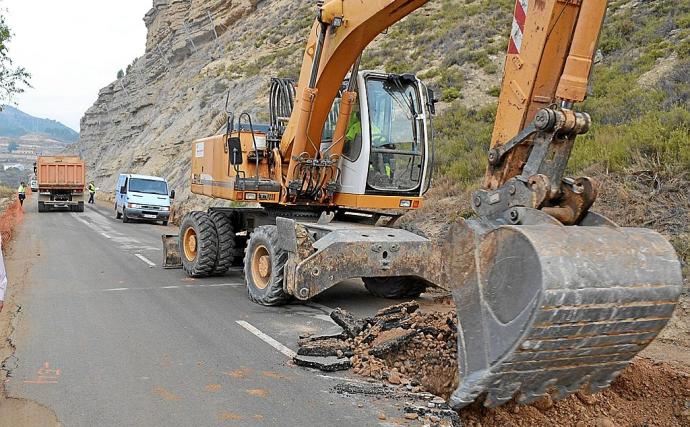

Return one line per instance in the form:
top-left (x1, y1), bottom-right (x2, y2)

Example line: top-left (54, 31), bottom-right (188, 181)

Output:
top-left (117, 69), bottom-right (124, 79)
top-left (0, 10), bottom-right (30, 109)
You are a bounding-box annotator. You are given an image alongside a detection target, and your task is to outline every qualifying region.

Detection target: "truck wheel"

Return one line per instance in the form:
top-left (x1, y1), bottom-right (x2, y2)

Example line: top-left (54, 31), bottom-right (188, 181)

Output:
top-left (115, 204), bottom-right (122, 219)
top-left (363, 276), bottom-right (427, 299)
top-left (179, 212), bottom-right (218, 277)
top-left (209, 211), bottom-right (234, 276)
top-left (77, 202), bottom-right (85, 213)
top-left (244, 225), bottom-right (290, 306)
top-left (38, 202), bottom-right (45, 213)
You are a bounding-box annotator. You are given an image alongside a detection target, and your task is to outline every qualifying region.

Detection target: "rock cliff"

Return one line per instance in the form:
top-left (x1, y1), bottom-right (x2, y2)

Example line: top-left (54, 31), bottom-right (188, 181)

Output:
top-left (76, 0), bottom-right (508, 219)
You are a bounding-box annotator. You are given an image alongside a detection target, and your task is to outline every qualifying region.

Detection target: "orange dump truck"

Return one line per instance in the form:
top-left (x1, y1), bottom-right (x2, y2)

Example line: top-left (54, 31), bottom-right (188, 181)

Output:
top-left (35, 156), bottom-right (86, 212)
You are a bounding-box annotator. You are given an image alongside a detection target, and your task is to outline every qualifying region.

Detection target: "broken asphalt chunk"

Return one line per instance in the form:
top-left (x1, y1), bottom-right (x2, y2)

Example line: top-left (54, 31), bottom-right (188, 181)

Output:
top-left (297, 339), bottom-right (354, 358)
top-left (369, 329), bottom-right (417, 358)
top-left (375, 301), bottom-right (419, 317)
top-left (293, 355), bottom-right (352, 372)
top-left (330, 308), bottom-right (366, 337)
top-left (298, 326), bottom-right (348, 344)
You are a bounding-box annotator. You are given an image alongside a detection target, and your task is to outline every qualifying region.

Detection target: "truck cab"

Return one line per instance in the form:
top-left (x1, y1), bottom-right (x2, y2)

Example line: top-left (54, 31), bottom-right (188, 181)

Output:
top-left (115, 174), bottom-right (174, 225)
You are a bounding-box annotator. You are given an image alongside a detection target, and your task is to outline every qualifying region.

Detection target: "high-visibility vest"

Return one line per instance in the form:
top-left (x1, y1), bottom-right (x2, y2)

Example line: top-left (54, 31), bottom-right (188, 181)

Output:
top-left (17, 185), bottom-right (25, 195)
top-left (89, 184), bottom-right (96, 193)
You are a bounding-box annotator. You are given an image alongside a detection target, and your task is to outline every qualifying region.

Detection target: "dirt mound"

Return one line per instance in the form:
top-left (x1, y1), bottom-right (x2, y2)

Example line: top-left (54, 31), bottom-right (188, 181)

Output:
top-left (350, 308), bottom-right (458, 398)
top-left (299, 301), bottom-right (690, 426)
top-left (461, 358), bottom-right (690, 427)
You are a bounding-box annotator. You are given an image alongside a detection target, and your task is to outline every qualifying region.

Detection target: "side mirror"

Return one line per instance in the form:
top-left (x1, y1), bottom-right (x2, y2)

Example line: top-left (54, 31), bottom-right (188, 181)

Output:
top-left (170, 190), bottom-right (176, 199)
top-left (228, 136), bottom-right (243, 165)
top-left (120, 186), bottom-right (127, 194)
top-left (427, 88), bottom-right (437, 115)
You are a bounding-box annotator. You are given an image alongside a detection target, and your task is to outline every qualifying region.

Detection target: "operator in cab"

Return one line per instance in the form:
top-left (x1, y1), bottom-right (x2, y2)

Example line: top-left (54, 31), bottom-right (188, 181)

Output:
top-left (345, 107), bottom-right (393, 181)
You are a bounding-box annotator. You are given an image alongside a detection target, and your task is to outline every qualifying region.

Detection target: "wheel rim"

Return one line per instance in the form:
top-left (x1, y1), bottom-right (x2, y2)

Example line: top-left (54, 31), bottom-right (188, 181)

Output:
top-left (183, 227), bottom-right (198, 261)
top-left (251, 245), bottom-right (271, 290)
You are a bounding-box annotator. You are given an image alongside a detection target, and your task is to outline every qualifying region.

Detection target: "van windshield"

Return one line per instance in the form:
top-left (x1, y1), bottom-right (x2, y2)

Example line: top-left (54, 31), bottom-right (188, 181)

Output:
top-left (129, 178), bottom-right (168, 195)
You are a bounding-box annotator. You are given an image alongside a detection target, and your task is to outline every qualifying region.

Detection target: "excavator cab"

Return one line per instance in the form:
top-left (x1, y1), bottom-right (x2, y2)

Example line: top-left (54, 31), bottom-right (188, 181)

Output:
top-left (323, 71), bottom-right (433, 198)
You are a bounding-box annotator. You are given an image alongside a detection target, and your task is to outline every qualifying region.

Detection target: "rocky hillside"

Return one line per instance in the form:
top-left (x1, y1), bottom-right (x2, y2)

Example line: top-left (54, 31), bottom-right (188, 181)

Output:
top-left (77, 0), bottom-right (689, 217)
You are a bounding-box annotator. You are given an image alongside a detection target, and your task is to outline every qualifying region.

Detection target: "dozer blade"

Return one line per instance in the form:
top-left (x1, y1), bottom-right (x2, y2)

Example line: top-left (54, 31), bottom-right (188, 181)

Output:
top-left (448, 221), bottom-right (683, 409)
top-left (162, 234), bottom-right (182, 269)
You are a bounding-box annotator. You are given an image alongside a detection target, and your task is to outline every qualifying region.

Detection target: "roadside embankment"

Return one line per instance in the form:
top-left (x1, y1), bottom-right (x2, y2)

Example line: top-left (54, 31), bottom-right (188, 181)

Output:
top-left (0, 194), bottom-right (60, 427)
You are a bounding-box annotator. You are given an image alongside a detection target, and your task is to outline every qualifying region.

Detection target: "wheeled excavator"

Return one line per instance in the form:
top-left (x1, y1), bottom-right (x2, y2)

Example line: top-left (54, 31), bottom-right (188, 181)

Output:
top-left (164, 0), bottom-right (683, 410)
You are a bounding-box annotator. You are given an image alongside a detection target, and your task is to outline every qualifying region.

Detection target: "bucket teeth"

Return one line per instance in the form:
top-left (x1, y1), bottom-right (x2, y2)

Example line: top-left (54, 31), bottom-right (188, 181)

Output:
top-left (485, 384), bottom-right (520, 408)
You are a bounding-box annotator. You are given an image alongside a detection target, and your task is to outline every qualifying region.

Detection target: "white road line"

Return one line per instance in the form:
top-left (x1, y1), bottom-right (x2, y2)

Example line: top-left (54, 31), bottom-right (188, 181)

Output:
top-left (135, 254), bottom-right (156, 268)
top-left (207, 283), bottom-right (244, 287)
top-left (236, 320), bottom-right (296, 358)
top-left (99, 283), bottom-right (241, 292)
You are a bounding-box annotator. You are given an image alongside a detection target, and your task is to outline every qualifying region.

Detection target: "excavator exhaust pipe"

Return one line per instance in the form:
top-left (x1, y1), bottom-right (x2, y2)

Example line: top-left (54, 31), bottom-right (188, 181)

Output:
top-left (449, 220), bottom-right (683, 408)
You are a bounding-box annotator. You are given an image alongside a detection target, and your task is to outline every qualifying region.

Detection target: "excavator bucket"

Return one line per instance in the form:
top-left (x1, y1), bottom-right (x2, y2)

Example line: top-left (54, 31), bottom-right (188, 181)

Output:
top-left (447, 220), bottom-right (683, 408)
top-left (162, 234), bottom-right (182, 269)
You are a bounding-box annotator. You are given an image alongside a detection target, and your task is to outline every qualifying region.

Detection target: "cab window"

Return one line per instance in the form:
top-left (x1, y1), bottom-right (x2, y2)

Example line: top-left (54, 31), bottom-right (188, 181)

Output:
top-left (365, 76), bottom-right (424, 193)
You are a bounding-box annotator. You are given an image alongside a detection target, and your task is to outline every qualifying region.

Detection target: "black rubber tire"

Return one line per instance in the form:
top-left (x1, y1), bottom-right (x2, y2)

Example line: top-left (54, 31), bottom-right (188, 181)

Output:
top-left (162, 220), bottom-right (168, 226)
top-left (208, 210), bottom-right (234, 276)
top-left (363, 276), bottom-right (427, 299)
top-left (38, 202), bottom-right (45, 213)
top-left (122, 209), bottom-right (130, 223)
top-left (77, 202), bottom-right (85, 213)
top-left (244, 225), bottom-right (290, 306)
top-left (179, 211), bottom-right (218, 278)
top-left (115, 204), bottom-right (122, 219)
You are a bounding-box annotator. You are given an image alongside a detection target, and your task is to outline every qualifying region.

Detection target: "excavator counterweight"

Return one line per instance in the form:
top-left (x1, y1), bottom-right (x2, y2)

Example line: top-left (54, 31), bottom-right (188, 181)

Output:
top-left (167, 0), bottom-right (684, 410)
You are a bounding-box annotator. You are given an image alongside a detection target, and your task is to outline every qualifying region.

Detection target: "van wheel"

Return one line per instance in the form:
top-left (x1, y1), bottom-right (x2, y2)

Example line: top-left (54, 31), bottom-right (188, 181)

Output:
top-left (244, 225), bottom-right (290, 306)
top-left (115, 204), bottom-right (122, 219)
top-left (122, 210), bottom-right (130, 223)
top-left (162, 220), bottom-right (168, 226)
top-left (179, 212), bottom-right (218, 277)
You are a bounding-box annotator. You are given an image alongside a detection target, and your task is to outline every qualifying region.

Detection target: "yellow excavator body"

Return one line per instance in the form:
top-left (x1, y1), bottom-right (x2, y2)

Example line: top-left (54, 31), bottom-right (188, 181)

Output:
top-left (167, 0), bottom-right (684, 410)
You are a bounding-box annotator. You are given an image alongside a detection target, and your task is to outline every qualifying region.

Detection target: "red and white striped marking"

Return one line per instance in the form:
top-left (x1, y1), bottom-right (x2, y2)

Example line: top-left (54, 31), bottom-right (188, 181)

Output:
top-left (508, 0), bottom-right (529, 54)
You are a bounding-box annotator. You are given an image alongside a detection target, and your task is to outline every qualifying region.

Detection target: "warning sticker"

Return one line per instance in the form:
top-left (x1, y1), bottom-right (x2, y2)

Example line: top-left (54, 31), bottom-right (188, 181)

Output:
top-left (195, 142), bottom-right (205, 158)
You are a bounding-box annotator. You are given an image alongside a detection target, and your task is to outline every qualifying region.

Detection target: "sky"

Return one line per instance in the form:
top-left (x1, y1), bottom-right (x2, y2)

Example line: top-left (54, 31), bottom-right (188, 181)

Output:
top-left (2, 0), bottom-right (152, 131)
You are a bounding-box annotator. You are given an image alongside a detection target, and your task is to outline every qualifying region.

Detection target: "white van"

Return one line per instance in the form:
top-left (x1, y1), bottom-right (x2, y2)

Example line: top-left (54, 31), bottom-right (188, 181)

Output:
top-left (115, 174), bottom-right (174, 225)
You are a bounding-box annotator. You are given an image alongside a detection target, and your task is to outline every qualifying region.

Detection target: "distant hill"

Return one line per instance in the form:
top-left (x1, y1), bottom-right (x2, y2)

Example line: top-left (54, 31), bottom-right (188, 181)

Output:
top-left (0, 106), bottom-right (79, 143)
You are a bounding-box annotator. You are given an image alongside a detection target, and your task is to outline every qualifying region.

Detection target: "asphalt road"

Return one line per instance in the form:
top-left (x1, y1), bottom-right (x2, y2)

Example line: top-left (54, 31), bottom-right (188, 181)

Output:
top-left (6, 197), bottom-right (413, 426)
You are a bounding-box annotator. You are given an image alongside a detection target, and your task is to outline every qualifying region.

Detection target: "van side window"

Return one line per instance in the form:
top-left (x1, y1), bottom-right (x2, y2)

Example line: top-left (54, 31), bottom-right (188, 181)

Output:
top-left (122, 178), bottom-right (128, 194)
